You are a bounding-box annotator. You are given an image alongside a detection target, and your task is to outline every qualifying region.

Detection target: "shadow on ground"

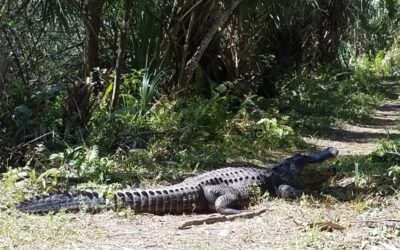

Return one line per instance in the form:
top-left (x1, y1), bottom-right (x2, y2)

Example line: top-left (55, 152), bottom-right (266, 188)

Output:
top-left (312, 128), bottom-right (400, 143)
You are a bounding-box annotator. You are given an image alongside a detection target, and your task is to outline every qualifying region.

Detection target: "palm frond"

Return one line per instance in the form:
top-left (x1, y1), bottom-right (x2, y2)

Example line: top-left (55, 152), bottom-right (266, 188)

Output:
top-left (139, 69), bottom-right (165, 110)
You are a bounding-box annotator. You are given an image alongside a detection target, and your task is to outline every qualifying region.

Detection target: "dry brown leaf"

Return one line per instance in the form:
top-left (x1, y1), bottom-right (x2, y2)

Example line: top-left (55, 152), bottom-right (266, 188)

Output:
top-left (309, 221), bottom-right (346, 232)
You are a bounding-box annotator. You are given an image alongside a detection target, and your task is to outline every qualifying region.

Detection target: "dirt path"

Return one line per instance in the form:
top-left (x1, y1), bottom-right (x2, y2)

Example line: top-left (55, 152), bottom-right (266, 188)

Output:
top-left (304, 84), bottom-right (400, 155)
top-left (12, 199), bottom-right (400, 250)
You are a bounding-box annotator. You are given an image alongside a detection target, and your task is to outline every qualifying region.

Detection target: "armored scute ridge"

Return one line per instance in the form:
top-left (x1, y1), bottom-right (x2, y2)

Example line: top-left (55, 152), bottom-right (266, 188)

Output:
top-left (17, 147), bottom-right (338, 215)
top-left (17, 191), bottom-right (106, 213)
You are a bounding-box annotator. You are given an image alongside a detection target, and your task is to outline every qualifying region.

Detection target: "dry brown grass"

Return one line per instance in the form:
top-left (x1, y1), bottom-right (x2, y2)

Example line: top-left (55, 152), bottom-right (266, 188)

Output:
top-left (1, 196), bottom-right (399, 249)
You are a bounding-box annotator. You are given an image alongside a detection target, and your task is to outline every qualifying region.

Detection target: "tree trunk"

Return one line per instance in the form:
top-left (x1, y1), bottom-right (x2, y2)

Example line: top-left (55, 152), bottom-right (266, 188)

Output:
top-left (180, 0), bottom-right (244, 88)
top-left (1, 25), bottom-right (26, 85)
top-left (84, 0), bottom-right (105, 78)
top-left (0, 52), bottom-right (9, 96)
top-left (110, 0), bottom-right (134, 110)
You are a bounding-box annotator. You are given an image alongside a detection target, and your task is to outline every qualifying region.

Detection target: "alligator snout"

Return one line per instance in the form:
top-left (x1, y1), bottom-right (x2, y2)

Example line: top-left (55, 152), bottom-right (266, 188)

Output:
top-left (326, 147), bottom-right (339, 157)
top-left (307, 147), bottom-right (339, 163)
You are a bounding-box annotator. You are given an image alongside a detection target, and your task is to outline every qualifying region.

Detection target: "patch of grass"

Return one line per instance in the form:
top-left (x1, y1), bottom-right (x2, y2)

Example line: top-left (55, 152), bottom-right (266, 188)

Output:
top-left (0, 169), bottom-right (28, 207)
top-left (326, 139), bottom-right (400, 201)
top-left (294, 226), bottom-right (326, 249)
top-left (0, 210), bottom-right (105, 249)
top-left (333, 155), bottom-right (392, 179)
top-left (351, 198), bottom-right (371, 212)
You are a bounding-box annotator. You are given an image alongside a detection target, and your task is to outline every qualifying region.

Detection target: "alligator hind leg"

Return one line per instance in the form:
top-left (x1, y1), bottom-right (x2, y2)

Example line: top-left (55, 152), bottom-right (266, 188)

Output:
top-left (203, 184), bottom-right (247, 215)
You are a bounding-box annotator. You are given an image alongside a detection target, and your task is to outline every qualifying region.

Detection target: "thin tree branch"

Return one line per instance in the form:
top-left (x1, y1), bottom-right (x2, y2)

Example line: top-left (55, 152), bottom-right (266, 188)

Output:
top-left (180, 0), bottom-right (245, 88)
top-left (177, 10), bottom-right (195, 86)
top-left (110, 0), bottom-right (133, 110)
top-left (1, 25), bottom-right (27, 85)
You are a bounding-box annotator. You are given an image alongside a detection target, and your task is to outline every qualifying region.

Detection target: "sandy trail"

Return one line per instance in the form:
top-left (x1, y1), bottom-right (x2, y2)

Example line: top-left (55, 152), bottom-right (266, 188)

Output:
top-left (304, 84), bottom-right (400, 155)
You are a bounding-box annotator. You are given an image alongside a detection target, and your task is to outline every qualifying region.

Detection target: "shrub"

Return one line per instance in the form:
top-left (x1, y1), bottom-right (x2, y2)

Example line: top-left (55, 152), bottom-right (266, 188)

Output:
top-left (223, 95), bottom-right (299, 158)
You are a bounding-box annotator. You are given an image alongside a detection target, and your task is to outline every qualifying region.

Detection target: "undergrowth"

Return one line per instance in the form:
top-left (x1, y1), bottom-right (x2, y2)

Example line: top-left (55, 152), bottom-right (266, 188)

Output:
top-left (328, 139), bottom-right (400, 201)
top-left (0, 63), bottom-right (396, 205)
top-left (0, 66), bottom-right (399, 250)
top-left (280, 67), bottom-right (390, 130)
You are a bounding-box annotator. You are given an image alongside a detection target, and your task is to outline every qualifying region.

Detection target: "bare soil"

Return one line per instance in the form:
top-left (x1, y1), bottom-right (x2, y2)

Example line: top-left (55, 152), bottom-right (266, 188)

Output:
top-left (4, 199), bottom-right (399, 250)
top-left (3, 83), bottom-right (400, 250)
top-left (304, 81), bottom-right (400, 156)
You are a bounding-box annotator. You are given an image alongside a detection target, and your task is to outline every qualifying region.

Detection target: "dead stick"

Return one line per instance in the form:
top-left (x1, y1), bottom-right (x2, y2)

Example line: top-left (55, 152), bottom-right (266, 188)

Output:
top-left (351, 219), bottom-right (400, 224)
top-left (178, 208), bottom-right (269, 229)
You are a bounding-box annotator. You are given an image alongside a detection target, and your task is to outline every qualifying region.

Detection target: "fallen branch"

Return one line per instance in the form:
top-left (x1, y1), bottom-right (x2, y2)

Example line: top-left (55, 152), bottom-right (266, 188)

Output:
top-left (178, 208), bottom-right (269, 230)
top-left (351, 219), bottom-right (400, 224)
top-left (293, 218), bottom-right (400, 231)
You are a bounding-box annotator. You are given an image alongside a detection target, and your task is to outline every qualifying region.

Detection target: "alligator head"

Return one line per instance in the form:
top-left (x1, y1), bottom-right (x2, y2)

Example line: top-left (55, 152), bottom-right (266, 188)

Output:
top-left (295, 163), bottom-right (337, 189)
top-left (272, 147), bottom-right (338, 190)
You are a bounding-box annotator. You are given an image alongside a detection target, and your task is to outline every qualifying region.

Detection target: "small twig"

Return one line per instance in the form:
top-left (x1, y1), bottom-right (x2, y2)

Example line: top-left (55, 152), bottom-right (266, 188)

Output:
top-left (351, 219), bottom-right (400, 224)
top-left (22, 131), bottom-right (56, 147)
top-left (177, 10), bottom-right (195, 87)
top-left (178, 208), bottom-right (269, 230)
top-left (102, 243), bottom-right (135, 250)
top-left (179, 0), bottom-right (203, 22)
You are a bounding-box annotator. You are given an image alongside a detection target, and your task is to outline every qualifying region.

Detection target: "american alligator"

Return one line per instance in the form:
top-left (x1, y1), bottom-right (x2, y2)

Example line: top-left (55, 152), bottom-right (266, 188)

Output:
top-left (17, 147), bottom-right (338, 215)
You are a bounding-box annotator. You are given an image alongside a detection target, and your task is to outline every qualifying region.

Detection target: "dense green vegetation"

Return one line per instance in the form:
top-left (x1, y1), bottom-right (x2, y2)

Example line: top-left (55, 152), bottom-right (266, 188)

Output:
top-left (1, 0), bottom-right (400, 203)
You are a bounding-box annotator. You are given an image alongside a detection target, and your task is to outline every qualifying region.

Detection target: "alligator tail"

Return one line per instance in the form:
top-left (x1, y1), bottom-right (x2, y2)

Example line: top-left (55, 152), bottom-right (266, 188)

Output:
top-left (114, 184), bottom-right (204, 214)
top-left (16, 191), bottom-right (107, 213)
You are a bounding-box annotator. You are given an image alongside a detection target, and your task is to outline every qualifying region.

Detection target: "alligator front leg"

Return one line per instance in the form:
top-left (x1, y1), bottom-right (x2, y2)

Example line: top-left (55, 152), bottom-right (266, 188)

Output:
top-left (203, 184), bottom-right (248, 215)
top-left (276, 184), bottom-right (305, 199)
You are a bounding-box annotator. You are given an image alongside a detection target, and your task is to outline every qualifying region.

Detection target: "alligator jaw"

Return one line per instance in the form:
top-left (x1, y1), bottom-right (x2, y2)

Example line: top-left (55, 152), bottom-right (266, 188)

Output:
top-left (307, 147), bottom-right (339, 163)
